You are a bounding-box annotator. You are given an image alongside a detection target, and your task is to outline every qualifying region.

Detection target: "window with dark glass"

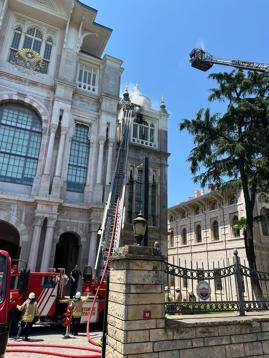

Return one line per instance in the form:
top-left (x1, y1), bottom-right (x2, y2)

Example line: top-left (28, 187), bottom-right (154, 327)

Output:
top-left (195, 224), bottom-right (202, 242)
top-left (9, 26), bottom-right (22, 63)
top-left (182, 228), bottom-right (187, 245)
top-left (135, 169), bottom-right (143, 214)
top-left (212, 220), bottom-right (219, 240)
top-left (132, 117), bottom-right (155, 146)
top-left (261, 207), bottom-right (269, 236)
top-left (127, 170), bottom-right (134, 223)
top-left (0, 254), bottom-right (7, 303)
top-left (0, 103), bottom-right (42, 185)
top-left (232, 215), bottom-right (240, 237)
top-left (67, 124), bottom-right (89, 193)
top-left (183, 269), bottom-right (188, 288)
top-left (151, 175), bottom-right (157, 226)
top-left (214, 269), bottom-right (222, 290)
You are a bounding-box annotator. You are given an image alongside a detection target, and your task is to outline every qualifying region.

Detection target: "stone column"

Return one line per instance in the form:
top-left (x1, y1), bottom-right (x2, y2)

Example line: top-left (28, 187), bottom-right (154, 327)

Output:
top-left (51, 125), bottom-right (68, 197)
top-left (96, 138), bottom-right (105, 184)
top-left (84, 138), bottom-right (94, 203)
top-left (40, 219), bottom-right (56, 272)
top-left (44, 126), bottom-right (57, 175)
top-left (27, 217), bottom-right (43, 271)
top-left (106, 245), bottom-right (165, 357)
top-left (87, 228), bottom-right (98, 268)
top-left (106, 141), bottom-right (114, 185)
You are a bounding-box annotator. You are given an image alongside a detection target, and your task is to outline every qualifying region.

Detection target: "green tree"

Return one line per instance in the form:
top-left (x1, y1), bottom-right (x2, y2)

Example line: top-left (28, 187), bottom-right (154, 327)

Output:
top-left (180, 70), bottom-right (269, 294)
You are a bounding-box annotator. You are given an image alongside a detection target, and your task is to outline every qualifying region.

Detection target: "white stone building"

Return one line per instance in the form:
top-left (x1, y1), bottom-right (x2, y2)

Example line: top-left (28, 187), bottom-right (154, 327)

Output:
top-left (168, 190), bottom-right (269, 271)
top-left (0, 0), bottom-right (169, 274)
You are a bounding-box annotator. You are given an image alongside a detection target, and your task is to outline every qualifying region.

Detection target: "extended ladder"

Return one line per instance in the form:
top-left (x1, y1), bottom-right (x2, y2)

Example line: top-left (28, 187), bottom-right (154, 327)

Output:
top-left (94, 100), bottom-right (133, 279)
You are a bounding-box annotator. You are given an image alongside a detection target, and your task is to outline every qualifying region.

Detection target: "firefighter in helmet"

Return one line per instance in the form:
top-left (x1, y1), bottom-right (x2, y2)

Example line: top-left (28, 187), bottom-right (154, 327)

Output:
top-left (16, 292), bottom-right (40, 341)
top-left (70, 291), bottom-right (89, 335)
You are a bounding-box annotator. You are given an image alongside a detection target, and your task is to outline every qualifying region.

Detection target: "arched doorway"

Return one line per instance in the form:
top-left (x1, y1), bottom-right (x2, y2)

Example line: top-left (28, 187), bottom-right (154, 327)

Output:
top-left (54, 233), bottom-right (79, 275)
top-left (0, 220), bottom-right (20, 259)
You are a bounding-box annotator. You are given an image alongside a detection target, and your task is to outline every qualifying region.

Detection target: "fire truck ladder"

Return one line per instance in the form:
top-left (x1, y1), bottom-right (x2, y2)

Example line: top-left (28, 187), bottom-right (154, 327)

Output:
top-left (94, 104), bottom-right (133, 279)
top-left (189, 48), bottom-right (269, 73)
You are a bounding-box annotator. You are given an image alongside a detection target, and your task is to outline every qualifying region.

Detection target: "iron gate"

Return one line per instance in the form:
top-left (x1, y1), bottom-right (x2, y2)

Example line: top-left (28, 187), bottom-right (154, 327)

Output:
top-left (164, 251), bottom-right (269, 315)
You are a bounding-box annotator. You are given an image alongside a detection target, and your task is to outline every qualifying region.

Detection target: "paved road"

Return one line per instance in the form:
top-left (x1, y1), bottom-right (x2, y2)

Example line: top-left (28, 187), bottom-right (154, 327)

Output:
top-left (5, 324), bottom-right (102, 358)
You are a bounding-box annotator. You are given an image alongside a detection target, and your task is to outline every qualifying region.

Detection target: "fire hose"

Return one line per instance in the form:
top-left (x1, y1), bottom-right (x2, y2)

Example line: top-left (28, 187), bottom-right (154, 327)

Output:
top-left (6, 201), bottom-right (120, 357)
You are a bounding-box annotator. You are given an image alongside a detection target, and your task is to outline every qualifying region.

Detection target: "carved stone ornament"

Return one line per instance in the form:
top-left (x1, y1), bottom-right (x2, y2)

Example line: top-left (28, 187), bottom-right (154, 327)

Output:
top-left (12, 48), bottom-right (44, 73)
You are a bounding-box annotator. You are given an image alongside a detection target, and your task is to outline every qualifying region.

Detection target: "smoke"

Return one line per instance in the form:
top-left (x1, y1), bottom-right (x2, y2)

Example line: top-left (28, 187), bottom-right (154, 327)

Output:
top-left (195, 38), bottom-right (205, 50)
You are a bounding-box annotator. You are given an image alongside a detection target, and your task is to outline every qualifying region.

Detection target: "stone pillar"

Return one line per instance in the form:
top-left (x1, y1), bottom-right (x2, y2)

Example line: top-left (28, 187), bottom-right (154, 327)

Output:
top-left (87, 228), bottom-right (98, 268)
top-left (27, 217), bottom-right (43, 271)
top-left (106, 245), bottom-right (165, 357)
top-left (44, 126), bottom-right (57, 175)
top-left (84, 138), bottom-right (94, 203)
top-left (106, 141), bottom-right (114, 185)
top-left (96, 138), bottom-right (105, 184)
top-left (40, 219), bottom-right (56, 272)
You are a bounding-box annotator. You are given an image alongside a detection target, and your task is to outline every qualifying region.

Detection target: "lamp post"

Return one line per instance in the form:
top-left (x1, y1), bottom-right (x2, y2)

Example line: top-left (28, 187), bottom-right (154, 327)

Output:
top-left (133, 212), bottom-right (147, 246)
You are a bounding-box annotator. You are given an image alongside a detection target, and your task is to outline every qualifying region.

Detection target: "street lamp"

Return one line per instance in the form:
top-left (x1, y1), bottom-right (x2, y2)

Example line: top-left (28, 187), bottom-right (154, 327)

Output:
top-left (133, 212), bottom-right (147, 246)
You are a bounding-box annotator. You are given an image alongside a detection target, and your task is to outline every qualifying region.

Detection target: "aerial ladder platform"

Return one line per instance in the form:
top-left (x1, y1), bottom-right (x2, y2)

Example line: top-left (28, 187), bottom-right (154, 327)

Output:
top-left (189, 48), bottom-right (269, 73)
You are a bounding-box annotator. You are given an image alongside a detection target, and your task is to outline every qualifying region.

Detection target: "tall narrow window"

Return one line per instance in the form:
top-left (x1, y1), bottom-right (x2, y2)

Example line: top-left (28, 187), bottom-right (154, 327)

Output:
top-left (135, 169), bottom-right (143, 214)
top-left (127, 170), bottom-right (134, 223)
top-left (77, 64), bottom-right (98, 93)
top-left (151, 175), bottom-right (157, 226)
top-left (0, 103), bottom-right (42, 185)
top-left (214, 269), bottom-right (222, 290)
top-left (195, 224), bottom-right (202, 242)
top-left (9, 26), bottom-right (22, 62)
top-left (212, 220), bottom-right (219, 240)
top-left (169, 231), bottom-right (174, 247)
top-left (42, 37), bottom-right (53, 74)
top-left (182, 228), bottom-right (187, 245)
top-left (261, 207), bottom-right (269, 236)
top-left (232, 215), bottom-right (240, 237)
top-left (67, 124), bottom-right (90, 193)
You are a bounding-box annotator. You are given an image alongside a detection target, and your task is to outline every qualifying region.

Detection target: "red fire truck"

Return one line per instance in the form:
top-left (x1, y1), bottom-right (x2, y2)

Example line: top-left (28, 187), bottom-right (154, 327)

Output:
top-left (8, 263), bottom-right (106, 335)
top-left (0, 250), bottom-right (11, 358)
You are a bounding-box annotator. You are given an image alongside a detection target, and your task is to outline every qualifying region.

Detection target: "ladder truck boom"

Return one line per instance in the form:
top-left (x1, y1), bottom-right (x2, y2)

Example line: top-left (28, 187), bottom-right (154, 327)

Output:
top-left (189, 48), bottom-right (269, 73)
top-left (94, 94), bottom-right (134, 279)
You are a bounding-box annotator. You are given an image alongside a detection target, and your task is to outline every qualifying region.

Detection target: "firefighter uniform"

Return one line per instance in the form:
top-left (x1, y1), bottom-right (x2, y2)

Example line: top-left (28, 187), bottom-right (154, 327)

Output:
top-left (16, 292), bottom-right (39, 340)
top-left (70, 292), bottom-right (89, 335)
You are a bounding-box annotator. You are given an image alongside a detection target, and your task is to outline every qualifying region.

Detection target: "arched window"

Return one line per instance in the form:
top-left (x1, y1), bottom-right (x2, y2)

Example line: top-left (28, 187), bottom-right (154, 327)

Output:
top-left (23, 27), bottom-right (43, 53)
top-left (232, 215), bottom-right (240, 237)
top-left (169, 231), bottom-right (174, 247)
top-left (195, 224), bottom-right (202, 242)
top-left (67, 124), bottom-right (90, 193)
top-left (43, 37), bottom-right (53, 74)
top-left (212, 220), bottom-right (219, 240)
top-left (132, 116), bottom-right (155, 147)
top-left (9, 26), bottom-right (53, 74)
top-left (0, 103), bottom-right (42, 185)
top-left (261, 207), bottom-right (269, 236)
top-left (182, 228), bottom-right (187, 245)
top-left (9, 26), bottom-right (22, 62)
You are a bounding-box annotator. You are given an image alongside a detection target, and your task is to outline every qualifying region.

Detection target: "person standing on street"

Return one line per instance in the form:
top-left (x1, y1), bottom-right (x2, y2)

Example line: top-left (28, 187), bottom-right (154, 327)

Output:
top-left (69, 265), bottom-right (82, 298)
top-left (70, 291), bottom-right (89, 335)
top-left (16, 292), bottom-right (39, 341)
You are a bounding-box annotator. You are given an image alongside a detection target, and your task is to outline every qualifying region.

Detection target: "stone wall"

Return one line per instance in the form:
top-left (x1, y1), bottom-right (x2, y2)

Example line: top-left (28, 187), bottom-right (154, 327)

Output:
top-left (106, 245), bottom-right (269, 358)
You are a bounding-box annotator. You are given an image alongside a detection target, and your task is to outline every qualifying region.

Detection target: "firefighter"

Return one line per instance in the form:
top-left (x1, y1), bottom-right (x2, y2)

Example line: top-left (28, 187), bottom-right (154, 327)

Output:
top-left (70, 291), bottom-right (89, 336)
top-left (16, 292), bottom-right (39, 341)
top-left (69, 265), bottom-right (82, 298)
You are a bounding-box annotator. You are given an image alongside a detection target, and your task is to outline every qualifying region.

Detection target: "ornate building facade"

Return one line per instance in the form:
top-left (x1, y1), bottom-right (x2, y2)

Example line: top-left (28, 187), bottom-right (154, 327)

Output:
top-left (0, 0), bottom-right (169, 273)
top-left (168, 190), bottom-right (269, 271)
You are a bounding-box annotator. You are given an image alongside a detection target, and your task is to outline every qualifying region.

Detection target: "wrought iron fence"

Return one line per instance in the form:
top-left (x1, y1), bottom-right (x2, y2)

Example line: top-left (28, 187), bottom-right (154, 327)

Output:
top-left (164, 251), bottom-right (269, 316)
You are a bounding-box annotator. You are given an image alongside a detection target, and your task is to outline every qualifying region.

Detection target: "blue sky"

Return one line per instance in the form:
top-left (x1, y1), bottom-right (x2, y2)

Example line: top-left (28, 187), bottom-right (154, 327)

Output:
top-left (85, 0), bottom-right (269, 206)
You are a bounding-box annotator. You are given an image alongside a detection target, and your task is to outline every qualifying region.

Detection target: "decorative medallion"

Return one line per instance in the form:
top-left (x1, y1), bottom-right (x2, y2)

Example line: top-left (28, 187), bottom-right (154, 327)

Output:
top-left (13, 48), bottom-right (44, 72)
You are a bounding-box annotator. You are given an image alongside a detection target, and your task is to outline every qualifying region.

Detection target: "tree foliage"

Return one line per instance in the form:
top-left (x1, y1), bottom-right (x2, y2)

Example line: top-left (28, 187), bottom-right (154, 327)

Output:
top-left (180, 70), bottom-right (269, 275)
